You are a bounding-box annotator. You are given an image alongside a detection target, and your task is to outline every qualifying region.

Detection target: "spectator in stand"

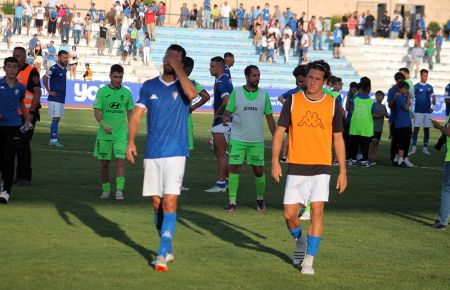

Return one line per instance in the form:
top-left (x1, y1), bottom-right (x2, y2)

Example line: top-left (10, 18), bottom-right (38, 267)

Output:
top-left (35, 2), bottom-right (45, 36)
top-left (46, 41), bottom-right (57, 67)
top-left (415, 28), bottom-right (422, 47)
top-left (298, 11), bottom-right (306, 27)
top-left (138, 0), bottom-right (146, 20)
top-left (390, 16), bottom-right (401, 39)
top-left (60, 9), bottom-right (71, 44)
top-left (348, 11), bottom-right (358, 36)
top-left (333, 23), bottom-right (343, 59)
top-left (410, 43), bottom-right (424, 78)
top-left (57, 5), bottom-right (66, 34)
top-left (341, 16), bottom-right (349, 46)
top-left (143, 32), bottom-right (151, 65)
top-left (212, 4), bottom-right (221, 29)
top-left (83, 63), bottom-right (93, 81)
top-left (306, 16), bottom-right (315, 48)
top-left (158, 2), bottom-right (166, 26)
top-left (48, 6), bottom-right (58, 37)
top-left (294, 22), bottom-right (303, 58)
top-left (282, 33), bottom-right (291, 64)
top-left (13, 0), bottom-right (24, 35)
top-left (278, 11), bottom-right (286, 31)
top-left (145, 5), bottom-right (156, 41)
top-left (267, 32), bottom-right (276, 63)
top-left (424, 34), bottom-right (435, 70)
top-left (260, 31), bottom-right (268, 62)
top-left (107, 24), bottom-right (116, 55)
top-left (98, 21), bottom-right (108, 55)
top-left (419, 14), bottom-right (426, 39)
top-left (313, 17), bottom-right (323, 50)
top-left (357, 12), bottom-right (365, 36)
top-left (29, 34), bottom-right (39, 51)
top-left (89, 3), bottom-right (98, 22)
top-left (179, 3), bottom-right (189, 28)
top-left (84, 14), bottom-right (93, 47)
top-left (188, 4), bottom-right (198, 28)
top-left (0, 14), bottom-right (3, 35)
top-left (72, 12), bottom-right (83, 45)
top-left (5, 18), bottom-right (13, 49)
top-left (393, 10), bottom-right (403, 30)
top-left (33, 42), bottom-right (43, 72)
top-left (300, 29), bottom-right (309, 64)
top-left (202, 0), bottom-right (211, 28)
top-left (253, 15), bottom-right (263, 45)
top-left (253, 6), bottom-right (261, 25)
top-left (221, 1), bottom-right (232, 30)
top-left (381, 10), bottom-right (390, 38)
top-left (236, 3), bottom-right (245, 31)
top-left (68, 45), bottom-right (78, 80)
top-left (436, 29), bottom-right (443, 64)
top-left (364, 11), bottom-right (375, 45)
top-left (129, 22), bottom-right (138, 60)
top-left (22, 0), bottom-right (33, 36)
top-left (262, 3), bottom-right (270, 29)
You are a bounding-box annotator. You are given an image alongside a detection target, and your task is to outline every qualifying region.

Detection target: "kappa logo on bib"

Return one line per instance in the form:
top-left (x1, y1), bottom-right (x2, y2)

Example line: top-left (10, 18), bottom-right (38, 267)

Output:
top-left (297, 111), bottom-right (325, 129)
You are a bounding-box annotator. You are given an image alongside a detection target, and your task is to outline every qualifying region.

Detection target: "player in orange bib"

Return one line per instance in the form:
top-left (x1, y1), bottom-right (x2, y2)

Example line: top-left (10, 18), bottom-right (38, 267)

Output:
top-left (271, 60), bottom-right (347, 275)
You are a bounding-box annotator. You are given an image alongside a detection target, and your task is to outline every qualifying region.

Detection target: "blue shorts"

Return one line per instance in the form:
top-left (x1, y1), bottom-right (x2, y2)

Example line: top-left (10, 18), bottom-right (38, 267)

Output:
top-left (221, 17), bottom-right (230, 27)
top-left (364, 28), bottom-right (373, 36)
top-left (269, 49), bottom-right (274, 57)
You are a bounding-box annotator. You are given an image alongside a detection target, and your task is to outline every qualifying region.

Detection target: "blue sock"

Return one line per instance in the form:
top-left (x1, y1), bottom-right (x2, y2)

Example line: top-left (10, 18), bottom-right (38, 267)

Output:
top-left (50, 120), bottom-right (59, 140)
top-left (289, 226), bottom-right (302, 239)
top-left (424, 131), bottom-right (430, 147)
top-left (412, 132), bottom-right (418, 146)
top-left (153, 211), bottom-right (164, 236)
top-left (216, 181), bottom-right (226, 188)
top-left (157, 213), bottom-right (176, 256)
top-left (306, 235), bottom-right (322, 257)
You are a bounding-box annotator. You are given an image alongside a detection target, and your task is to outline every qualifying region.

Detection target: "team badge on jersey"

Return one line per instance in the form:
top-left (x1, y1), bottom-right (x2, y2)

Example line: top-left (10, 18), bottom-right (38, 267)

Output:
top-left (15, 89), bottom-right (19, 95)
top-left (172, 91), bottom-right (178, 100)
top-left (150, 94), bottom-right (158, 100)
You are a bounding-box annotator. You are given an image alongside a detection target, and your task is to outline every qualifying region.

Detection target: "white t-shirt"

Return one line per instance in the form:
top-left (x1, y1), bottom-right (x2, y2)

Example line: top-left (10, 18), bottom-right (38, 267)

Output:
top-left (261, 35), bottom-right (268, 47)
top-left (24, 4), bottom-right (34, 16)
top-left (267, 37), bottom-right (275, 49)
top-left (282, 36), bottom-right (291, 48)
top-left (221, 5), bottom-right (231, 17)
top-left (46, 0), bottom-right (61, 8)
top-left (301, 34), bottom-right (309, 47)
top-left (268, 27), bottom-right (281, 38)
top-left (315, 20), bottom-right (323, 32)
top-left (73, 16), bottom-right (83, 30)
top-left (36, 7), bottom-right (46, 20)
top-left (283, 28), bottom-right (293, 38)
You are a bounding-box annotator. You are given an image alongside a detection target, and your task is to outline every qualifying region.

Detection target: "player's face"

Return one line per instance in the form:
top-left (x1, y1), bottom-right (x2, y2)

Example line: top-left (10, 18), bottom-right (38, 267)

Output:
top-left (376, 94), bottom-right (384, 102)
top-left (4, 62), bottom-right (19, 78)
top-left (59, 53), bottom-right (69, 66)
top-left (12, 49), bottom-right (26, 67)
top-left (295, 75), bottom-right (306, 90)
top-left (110, 72), bottom-right (124, 88)
top-left (399, 87), bottom-right (409, 95)
top-left (227, 57), bottom-right (235, 67)
top-left (245, 68), bottom-right (260, 88)
top-left (420, 72), bottom-right (428, 83)
top-left (209, 61), bottom-right (218, 76)
top-left (349, 87), bottom-right (357, 95)
top-left (306, 68), bottom-right (326, 95)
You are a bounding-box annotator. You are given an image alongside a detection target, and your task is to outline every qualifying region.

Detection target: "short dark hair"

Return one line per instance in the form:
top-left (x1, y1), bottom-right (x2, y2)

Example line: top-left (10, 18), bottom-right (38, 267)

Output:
top-left (110, 64), bottom-right (124, 74)
top-left (184, 56), bottom-right (194, 69)
top-left (394, 72), bottom-right (405, 82)
top-left (292, 64), bottom-right (307, 77)
top-left (224, 52), bottom-right (234, 59)
top-left (4, 57), bottom-right (18, 66)
top-left (307, 60), bottom-right (331, 80)
top-left (244, 65), bottom-right (259, 76)
top-left (399, 67), bottom-right (409, 74)
top-left (420, 69), bottom-right (429, 75)
top-left (398, 81), bottom-right (409, 90)
top-left (58, 50), bottom-right (68, 56)
top-left (375, 90), bottom-right (385, 96)
top-left (211, 56), bottom-right (225, 64)
top-left (332, 77), bottom-right (343, 85)
top-left (349, 81), bottom-right (358, 88)
top-left (358, 77), bottom-right (371, 92)
top-left (13, 46), bottom-right (26, 55)
top-left (167, 44), bottom-right (186, 60)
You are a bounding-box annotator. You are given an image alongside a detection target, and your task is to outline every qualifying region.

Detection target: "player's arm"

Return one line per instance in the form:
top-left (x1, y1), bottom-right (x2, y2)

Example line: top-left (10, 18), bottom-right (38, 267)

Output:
top-left (215, 94), bottom-right (230, 118)
top-left (432, 119), bottom-right (450, 136)
top-left (277, 95), bottom-right (285, 104)
top-left (271, 125), bottom-right (286, 183)
top-left (266, 114), bottom-right (276, 136)
top-left (264, 92), bottom-right (276, 136)
top-left (19, 97), bottom-right (31, 125)
top-left (191, 89), bottom-right (210, 111)
top-left (94, 108), bottom-right (112, 134)
top-left (28, 68), bottom-right (42, 112)
top-left (333, 102), bottom-right (347, 193)
top-left (43, 68), bottom-right (57, 97)
top-left (126, 106), bottom-right (145, 164)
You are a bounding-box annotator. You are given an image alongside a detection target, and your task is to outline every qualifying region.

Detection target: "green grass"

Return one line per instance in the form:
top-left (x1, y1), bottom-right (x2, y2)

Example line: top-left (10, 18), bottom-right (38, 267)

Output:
top-left (1, 109), bottom-right (449, 290)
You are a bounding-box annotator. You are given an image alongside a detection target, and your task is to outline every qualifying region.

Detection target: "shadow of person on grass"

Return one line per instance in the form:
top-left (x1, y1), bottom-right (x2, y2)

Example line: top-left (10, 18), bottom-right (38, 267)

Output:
top-left (56, 201), bottom-right (155, 264)
top-left (389, 211), bottom-right (435, 227)
top-left (178, 209), bottom-right (291, 264)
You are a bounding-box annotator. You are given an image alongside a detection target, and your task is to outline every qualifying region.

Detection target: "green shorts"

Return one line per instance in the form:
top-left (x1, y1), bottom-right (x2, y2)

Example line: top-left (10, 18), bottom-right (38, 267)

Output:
top-left (93, 139), bottom-right (127, 160)
top-left (188, 114), bottom-right (194, 151)
top-left (228, 139), bottom-right (265, 166)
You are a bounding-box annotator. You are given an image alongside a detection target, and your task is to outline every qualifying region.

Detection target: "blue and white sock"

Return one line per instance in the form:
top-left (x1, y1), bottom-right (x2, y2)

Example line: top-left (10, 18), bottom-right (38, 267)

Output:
top-left (306, 235), bottom-right (322, 257)
top-left (50, 119), bottom-right (59, 141)
top-left (157, 213), bottom-right (176, 257)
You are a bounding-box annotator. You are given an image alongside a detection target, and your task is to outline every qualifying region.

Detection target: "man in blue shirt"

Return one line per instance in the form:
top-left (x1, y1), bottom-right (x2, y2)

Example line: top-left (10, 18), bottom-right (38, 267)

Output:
top-left (127, 44), bottom-right (197, 272)
top-left (419, 14), bottom-right (426, 39)
top-left (46, 41), bottom-right (57, 67)
top-left (202, 0), bottom-right (211, 29)
top-left (435, 29), bottom-right (443, 64)
top-left (205, 56), bottom-right (233, 193)
top-left (333, 23), bottom-right (343, 59)
top-left (236, 3), bottom-right (245, 31)
top-left (262, 3), bottom-right (270, 28)
top-left (410, 69), bottom-right (436, 155)
top-left (277, 64), bottom-right (307, 105)
top-left (253, 6), bottom-right (261, 22)
top-left (0, 57), bottom-right (31, 204)
top-left (42, 50), bottom-right (69, 148)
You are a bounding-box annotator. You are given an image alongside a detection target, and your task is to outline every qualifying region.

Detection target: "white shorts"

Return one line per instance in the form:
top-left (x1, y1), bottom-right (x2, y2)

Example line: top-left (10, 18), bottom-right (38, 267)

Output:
top-left (283, 174), bottom-right (330, 205)
top-left (142, 156), bottom-right (186, 197)
top-left (413, 112), bottom-right (431, 128)
top-left (211, 123), bottom-right (231, 143)
top-left (47, 101), bottom-right (65, 118)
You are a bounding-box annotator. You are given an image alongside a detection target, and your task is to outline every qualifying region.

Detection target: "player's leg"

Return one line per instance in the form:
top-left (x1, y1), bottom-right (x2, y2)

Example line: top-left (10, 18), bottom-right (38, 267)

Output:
top-left (0, 127), bottom-right (20, 203)
top-left (114, 140), bottom-right (127, 200)
top-left (48, 101), bottom-right (64, 147)
top-left (411, 113), bottom-right (422, 154)
top-left (368, 133), bottom-right (381, 163)
top-left (226, 140), bottom-right (244, 211)
top-left (249, 142), bottom-right (266, 211)
top-left (94, 139), bottom-right (112, 198)
top-left (205, 132), bottom-right (227, 192)
top-left (423, 116), bottom-right (431, 154)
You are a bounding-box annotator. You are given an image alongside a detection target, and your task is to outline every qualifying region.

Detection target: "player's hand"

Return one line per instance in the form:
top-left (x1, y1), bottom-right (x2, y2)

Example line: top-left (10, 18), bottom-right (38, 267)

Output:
top-left (164, 50), bottom-right (183, 72)
top-left (126, 143), bottom-right (137, 164)
top-left (431, 119), bottom-right (441, 129)
top-left (336, 172), bottom-right (347, 193)
top-left (271, 161), bottom-right (283, 183)
top-left (103, 125), bottom-right (112, 134)
top-left (48, 91), bottom-right (57, 96)
top-left (223, 115), bottom-right (230, 126)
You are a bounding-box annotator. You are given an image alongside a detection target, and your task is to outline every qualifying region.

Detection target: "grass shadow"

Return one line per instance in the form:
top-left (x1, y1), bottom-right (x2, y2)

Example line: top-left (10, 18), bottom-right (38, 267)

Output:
top-left (389, 211), bottom-right (435, 227)
top-left (55, 201), bottom-right (155, 264)
top-left (179, 208), bottom-right (291, 264)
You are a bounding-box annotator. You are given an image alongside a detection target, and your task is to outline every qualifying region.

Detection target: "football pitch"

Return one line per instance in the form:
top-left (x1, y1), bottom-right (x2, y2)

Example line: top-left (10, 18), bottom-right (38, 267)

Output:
top-left (1, 108), bottom-right (449, 290)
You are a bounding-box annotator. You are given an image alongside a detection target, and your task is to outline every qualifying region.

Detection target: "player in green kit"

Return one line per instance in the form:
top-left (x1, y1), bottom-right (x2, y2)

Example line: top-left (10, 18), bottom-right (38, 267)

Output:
top-left (93, 64), bottom-right (134, 200)
top-left (181, 56), bottom-right (211, 190)
top-left (222, 65), bottom-right (276, 212)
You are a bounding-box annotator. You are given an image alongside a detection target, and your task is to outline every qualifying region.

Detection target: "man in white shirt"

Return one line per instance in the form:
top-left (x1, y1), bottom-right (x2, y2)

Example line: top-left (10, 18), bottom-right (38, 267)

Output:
top-left (35, 1), bottom-right (46, 36)
top-left (314, 16), bottom-right (323, 50)
top-left (220, 1), bottom-right (232, 30)
top-left (23, 0), bottom-right (34, 36)
top-left (300, 31), bottom-right (309, 63)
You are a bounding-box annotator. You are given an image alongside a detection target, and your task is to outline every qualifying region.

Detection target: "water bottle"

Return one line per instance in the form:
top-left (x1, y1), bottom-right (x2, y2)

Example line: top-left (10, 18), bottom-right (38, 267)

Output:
top-left (20, 123), bottom-right (34, 133)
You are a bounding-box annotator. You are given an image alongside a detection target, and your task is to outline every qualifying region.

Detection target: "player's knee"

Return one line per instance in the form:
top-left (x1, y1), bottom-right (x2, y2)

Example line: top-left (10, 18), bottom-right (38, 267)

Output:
top-left (283, 211), bottom-right (297, 224)
top-left (253, 166), bottom-right (264, 177)
top-left (229, 165), bottom-right (241, 174)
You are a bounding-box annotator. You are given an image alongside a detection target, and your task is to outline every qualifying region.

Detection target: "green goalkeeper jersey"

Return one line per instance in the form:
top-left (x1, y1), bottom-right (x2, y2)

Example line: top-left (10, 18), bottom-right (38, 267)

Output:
top-left (94, 85), bottom-right (134, 141)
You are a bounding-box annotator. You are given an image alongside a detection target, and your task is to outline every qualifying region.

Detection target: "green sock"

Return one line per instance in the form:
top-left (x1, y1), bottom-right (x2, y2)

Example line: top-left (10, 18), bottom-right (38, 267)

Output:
top-left (116, 177), bottom-right (125, 192)
top-left (255, 174), bottom-right (265, 200)
top-left (102, 182), bottom-right (110, 193)
top-left (228, 173), bottom-right (239, 204)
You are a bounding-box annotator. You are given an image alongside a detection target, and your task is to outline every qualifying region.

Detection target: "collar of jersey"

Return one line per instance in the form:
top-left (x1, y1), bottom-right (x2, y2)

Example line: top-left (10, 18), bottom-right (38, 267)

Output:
top-left (159, 75), bottom-right (178, 86)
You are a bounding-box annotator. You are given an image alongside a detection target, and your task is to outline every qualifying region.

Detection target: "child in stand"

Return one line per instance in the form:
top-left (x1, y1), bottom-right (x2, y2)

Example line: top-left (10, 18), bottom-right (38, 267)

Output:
top-left (282, 33), bottom-right (291, 64)
top-left (5, 18), bottom-right (12, 49)
top-left (267, 32), bottom-right (276, 63)
top-left (83, 63), bottom-right (93, 81)
top-left (369, 90), bottom-right (389, 165)
top-left (260, 31), bottom-right (268, 63)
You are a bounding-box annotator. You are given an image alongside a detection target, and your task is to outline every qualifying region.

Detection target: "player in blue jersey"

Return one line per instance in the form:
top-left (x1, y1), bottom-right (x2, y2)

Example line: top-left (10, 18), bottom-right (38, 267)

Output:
top-left (126, 44), bottom-right (197, 272)
top-left (277, 64), bottom-right (307, 105)
top-left (410, 69), bottom-right (436, 155)
top-left (42, 50), bottom-right (68, 148)
top-left (223, 52), bottom-right (234, 81)
top-left (205, 56), bottom-right (233, 192)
